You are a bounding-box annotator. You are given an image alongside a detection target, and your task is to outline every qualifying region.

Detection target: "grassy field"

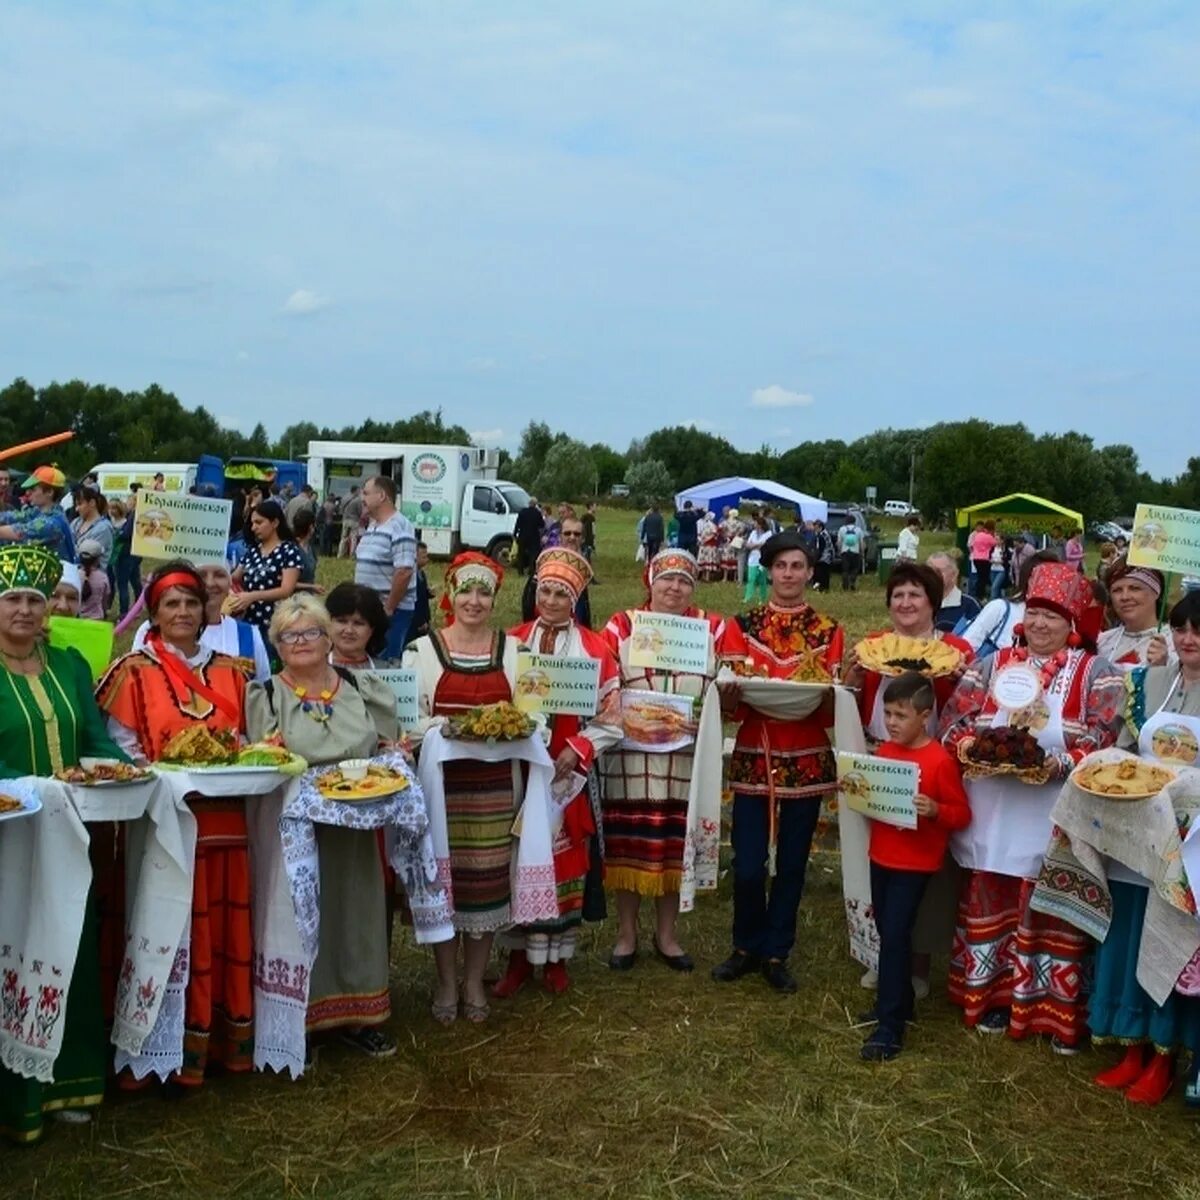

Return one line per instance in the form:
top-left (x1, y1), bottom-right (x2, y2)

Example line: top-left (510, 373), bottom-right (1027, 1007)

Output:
top-left (9, 510), bottom-right (1197, 1200)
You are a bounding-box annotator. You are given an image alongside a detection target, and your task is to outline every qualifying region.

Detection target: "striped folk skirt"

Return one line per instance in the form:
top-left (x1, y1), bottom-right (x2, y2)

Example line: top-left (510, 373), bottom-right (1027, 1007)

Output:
top-left (444, 759), bottom-right (517, 935)
top-left (949, 869), bottom-right (1089, 1046)
top-left (601, 749), bottom-right (690, 897)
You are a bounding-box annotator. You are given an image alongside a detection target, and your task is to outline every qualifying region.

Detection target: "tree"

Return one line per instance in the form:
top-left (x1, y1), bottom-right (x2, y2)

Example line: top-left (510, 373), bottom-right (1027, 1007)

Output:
top-left (589, 442), bottom-right (627, 494)
top-left (915, 421), bottom-right (1041, 522)
top-left (624, 458), bottom-right (674, 507)
top-left (640, 426), bottom-right (745, 491)
top-left (532, 439), bottom-right (597, 502)
top-left (509, 420), bottom-right (565, 488)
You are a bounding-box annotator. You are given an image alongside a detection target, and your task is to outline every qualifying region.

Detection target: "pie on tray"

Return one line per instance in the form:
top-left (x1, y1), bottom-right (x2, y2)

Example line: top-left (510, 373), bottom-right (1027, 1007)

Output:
top-left (317, 765), bottom-right (409, 802)
top-left (1073, 757), bottom-right (1175, 799)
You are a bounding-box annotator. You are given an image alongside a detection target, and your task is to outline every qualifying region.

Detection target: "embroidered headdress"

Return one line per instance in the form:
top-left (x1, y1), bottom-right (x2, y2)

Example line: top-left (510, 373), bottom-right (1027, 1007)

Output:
top-left (535, 546), bottom-right (591, 603)
top-left (0, 544), bottom-right (62, 599)
top-left (440, 551), bottom-right (503, 624)
top-left (1025, 562), bottom-right (1094, 627)
top-left (648, 548), bottom-right (698, 585)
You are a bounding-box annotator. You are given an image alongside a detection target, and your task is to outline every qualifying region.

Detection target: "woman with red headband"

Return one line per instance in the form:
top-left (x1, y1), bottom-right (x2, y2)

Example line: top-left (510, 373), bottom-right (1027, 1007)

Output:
top-left (407, 552), bottom-right (519, 1023)
top-left (97, 560), bottom-right (253, 1090)
top-left (939, 562), bottom-right (1123, 1052)
top-left (494, 547), bottom-right (622, 997)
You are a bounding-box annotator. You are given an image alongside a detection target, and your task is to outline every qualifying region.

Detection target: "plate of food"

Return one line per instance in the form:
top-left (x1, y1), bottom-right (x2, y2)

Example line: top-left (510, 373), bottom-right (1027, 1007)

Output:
top-left (958, 728), bottom-right (1054, 784)
top-left (620, 690), bottom-right (696, 752)
top-left (316, 762), bottom-right (410, 802)
top-left (156, 728), bottom-right (306, 774)
top-left (53, 760), bottom-right (154, 787)
top-left (855, 634), bottom-right (964, 678)
top-left (0, 790), bottom-right (41, 823)
top-left (1073, 755), bottom-right (1176, 800)
top-left (445, 701), bottom-right (539, 743)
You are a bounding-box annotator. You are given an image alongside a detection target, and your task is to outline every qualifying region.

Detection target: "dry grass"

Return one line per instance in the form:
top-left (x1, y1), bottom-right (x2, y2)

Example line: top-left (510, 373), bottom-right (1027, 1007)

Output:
top-left (10, 511), bottom-right (1183, 1200)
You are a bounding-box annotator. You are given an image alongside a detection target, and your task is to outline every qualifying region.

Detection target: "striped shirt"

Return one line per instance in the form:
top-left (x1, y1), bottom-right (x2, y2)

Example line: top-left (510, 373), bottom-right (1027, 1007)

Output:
top-left (355, 510), bottom-right (418, 609)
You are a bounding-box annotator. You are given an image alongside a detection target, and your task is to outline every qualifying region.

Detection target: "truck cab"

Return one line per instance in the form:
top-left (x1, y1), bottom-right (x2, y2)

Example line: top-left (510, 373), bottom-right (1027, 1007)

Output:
top-left (460, 479), bottom-right (532, 562)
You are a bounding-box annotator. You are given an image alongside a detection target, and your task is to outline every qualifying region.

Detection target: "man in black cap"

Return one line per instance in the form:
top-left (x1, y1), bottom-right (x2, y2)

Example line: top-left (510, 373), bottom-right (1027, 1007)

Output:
top-left (712, 530), bottom-right (844, 994)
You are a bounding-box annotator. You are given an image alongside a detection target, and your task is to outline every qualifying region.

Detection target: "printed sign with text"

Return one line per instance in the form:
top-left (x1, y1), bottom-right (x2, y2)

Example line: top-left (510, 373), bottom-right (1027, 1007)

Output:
top-left (836, 751), bottom-right (919, 830)
top-left (515, 652), bottom-right (600, 717)
top-left (1128, 503), bottom-right (1200, 576)
top-left (131, 493), bottom-right (233, 562)
top-left (628, 611), bottom-right (710, 675)
top-left (373, 669), bottom-right (420, 728)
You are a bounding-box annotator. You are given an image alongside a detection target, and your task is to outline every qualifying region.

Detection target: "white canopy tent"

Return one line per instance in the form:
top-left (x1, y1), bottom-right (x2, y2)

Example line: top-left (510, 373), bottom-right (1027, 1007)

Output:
top-left (674, 476), bottom-right (828, 523)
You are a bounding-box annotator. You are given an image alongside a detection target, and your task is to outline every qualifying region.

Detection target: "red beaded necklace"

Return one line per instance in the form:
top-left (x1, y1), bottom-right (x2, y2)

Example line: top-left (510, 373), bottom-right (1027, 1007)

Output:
top-left (1010, 644), bottom-right (1070, 690)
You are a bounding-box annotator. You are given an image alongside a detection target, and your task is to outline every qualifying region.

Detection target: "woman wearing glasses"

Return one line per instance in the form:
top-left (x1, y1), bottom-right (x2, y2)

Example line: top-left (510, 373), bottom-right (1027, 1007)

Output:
top-left (244, 595), bottom-right (402, 1059)
top-left (520, 513), bottom-right (592, 628)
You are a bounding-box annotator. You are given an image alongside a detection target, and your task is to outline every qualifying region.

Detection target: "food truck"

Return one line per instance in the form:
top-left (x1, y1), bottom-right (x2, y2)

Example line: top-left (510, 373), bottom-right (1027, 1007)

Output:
top-left (305, 440), bottom-right (531, 560)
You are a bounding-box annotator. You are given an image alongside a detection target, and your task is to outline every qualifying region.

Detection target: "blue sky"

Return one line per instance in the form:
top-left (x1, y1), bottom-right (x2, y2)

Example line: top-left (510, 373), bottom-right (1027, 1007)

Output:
top-left (2, 3), bottom-right (1197, 476)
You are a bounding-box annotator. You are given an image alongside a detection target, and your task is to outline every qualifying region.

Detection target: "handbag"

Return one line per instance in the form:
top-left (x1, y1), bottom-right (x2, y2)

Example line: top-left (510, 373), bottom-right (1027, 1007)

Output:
top-left (730, 536), bottom-right (745, 551)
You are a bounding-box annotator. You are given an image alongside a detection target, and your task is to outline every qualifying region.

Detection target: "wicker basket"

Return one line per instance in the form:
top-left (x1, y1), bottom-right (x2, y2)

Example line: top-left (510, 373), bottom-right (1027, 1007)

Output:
top-left (957, 737), bottom-right (1055, 786)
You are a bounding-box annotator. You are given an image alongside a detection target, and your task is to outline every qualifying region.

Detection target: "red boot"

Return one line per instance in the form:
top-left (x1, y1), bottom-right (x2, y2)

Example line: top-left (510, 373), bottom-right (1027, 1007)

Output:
top-left (542, 961), bottom-right (570, 995)
top-left (1094, 1045), bottom-right (1146, 1089)
top-left (491, 950), bottom-right (533, 998)
top-left (1125, 1051), bottom-right (1173, 1106)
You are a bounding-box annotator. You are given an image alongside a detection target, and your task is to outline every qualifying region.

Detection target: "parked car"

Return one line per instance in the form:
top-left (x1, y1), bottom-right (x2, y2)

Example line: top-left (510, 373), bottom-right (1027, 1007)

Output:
top-left (826, 504), bottom-right (880, 571)
top-left (610, 484), bottom-right (631, 498)
top-left (1088, 520), bottom-right (1126, 543)
top-left (883, 499), bottom-right (917, 517)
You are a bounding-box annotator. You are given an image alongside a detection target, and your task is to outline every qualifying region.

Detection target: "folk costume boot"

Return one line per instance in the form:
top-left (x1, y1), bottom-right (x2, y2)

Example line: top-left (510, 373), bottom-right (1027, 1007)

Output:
top-left (1125, 1051), bottom-right (1173, 1106)
top-left (542, 962), bottom-right (570, 995)
top-left (1094, 1045), bottom-right (1146, 1090)
top-left (491, 950), bottom-right (533, 999)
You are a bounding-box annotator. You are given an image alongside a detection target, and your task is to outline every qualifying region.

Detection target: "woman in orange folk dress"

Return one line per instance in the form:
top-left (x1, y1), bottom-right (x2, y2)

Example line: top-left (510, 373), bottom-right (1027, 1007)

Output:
top-left (97, 560), bottom-right (252, 1087)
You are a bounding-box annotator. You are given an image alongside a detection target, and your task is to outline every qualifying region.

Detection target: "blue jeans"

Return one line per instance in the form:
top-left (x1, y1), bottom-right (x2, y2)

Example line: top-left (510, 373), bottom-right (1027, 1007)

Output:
top-left (115, 555), bottom-right (142, 616)
top-left (871, 862), bottom-right (931, 1043)
top-left (730, 795), bottom-right (821, 961)
top-left (384, 607), bottom-right (414, 659)
top-left (989, 568), bottom-right (1006, 600)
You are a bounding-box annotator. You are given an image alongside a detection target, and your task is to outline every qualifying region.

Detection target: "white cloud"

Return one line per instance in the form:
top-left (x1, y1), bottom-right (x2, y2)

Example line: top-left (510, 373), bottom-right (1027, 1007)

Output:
top-left (750, 385), bottom-right (814, 409)
top-left (470, 428), bottom-right (506, 445)
top-left (282, 289), bottom-right (330, 315)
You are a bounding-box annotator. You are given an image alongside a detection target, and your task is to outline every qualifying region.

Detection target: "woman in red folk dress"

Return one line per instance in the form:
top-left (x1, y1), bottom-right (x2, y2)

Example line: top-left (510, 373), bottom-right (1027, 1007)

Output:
top-left (939, 562), bottom-right (1122, 1052)
top-left (842, 560), bottom-right (973, 996)
top-left (97, 560), bottom-right (252, 1087)
top-left (713, 531), bottom-right (843, 993)
top-left (600, 549), bottom-right (726, 971)
top-left (494, 547), bottom-right (622, 996)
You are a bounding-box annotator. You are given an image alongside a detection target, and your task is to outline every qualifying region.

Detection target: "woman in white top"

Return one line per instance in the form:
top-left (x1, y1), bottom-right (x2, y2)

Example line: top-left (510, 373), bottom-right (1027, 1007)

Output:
top-left (961, 549), bottom-right (1059, 660)
top-left (742, 515), bottom-right (772, 604)
top-left (1096, 559), bottom-right (1176, 671)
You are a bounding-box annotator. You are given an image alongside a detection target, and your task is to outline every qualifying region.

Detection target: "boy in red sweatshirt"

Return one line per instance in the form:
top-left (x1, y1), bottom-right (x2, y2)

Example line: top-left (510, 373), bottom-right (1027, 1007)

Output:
top-left (861, 671), bottom-right (970, 1061)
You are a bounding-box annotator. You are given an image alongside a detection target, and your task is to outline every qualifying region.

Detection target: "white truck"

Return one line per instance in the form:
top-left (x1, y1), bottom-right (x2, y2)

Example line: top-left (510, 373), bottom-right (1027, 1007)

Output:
top-left (305, 440), bottom-right (530, 560)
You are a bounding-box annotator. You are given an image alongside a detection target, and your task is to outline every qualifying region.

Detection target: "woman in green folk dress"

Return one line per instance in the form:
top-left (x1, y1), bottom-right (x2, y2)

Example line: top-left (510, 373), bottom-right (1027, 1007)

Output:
top-left (0, 545), bottom-right (130, 1144)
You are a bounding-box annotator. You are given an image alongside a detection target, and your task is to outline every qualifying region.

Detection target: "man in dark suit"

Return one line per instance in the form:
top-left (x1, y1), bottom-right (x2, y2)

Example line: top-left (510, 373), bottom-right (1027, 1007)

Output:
top-left (514, 497), bottom-right (545, 575)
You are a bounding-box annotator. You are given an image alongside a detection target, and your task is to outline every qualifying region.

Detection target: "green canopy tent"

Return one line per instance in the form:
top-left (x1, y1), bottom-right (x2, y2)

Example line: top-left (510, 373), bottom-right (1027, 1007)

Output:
top-left (955, 492), bottom-right (1083, 558)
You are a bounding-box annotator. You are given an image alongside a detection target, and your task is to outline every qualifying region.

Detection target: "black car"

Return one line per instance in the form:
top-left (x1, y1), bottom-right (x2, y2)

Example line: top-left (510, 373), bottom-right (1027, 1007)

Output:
top-left (825, 505), bottom-right (880, 571)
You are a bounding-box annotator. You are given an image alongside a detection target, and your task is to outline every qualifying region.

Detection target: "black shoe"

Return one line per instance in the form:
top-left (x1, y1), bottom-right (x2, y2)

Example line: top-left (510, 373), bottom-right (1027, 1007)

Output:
top-left (711, 951), bottom-right (761, 982)
top-left (652, 936), bottom-right (694, 973)
top-left (855, 1007), bottom-right (915, 1028)
top-left (609, 948), bottom-right (637, 971)
top-left (761, 959), bottom-right (798, 993)
top-left (860, 1034), bottom-right (901, 1062)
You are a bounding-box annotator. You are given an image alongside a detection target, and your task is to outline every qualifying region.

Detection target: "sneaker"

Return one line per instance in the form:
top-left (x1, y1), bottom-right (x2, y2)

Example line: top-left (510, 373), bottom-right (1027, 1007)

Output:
top-left (339, 1028), bottom-right (397, 1059)
top-left (859, 968), bottom-right (879, 990)
top-left (911, 976), bottom-right (931, 1002)
top-left (1050, 1035), bottom-right (1081, 1057)
top-left (761, 959), bottom-right (799, 994)
top-left (711, 951), bottom-right (761, 983)
top-left (53, 1109), bottom-right (92, 1125)
top-left (977, 1009), bottom-right (1010, 1035)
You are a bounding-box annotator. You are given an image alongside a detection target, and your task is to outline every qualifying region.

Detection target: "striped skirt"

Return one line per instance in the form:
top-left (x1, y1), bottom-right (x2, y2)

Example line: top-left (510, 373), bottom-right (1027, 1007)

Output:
top-left (601, 750), bottom-right (690, 897)
top-left (445, 759), bottom-right (517, 935)
top-left (949, 869), bottom-right (1089, 1046)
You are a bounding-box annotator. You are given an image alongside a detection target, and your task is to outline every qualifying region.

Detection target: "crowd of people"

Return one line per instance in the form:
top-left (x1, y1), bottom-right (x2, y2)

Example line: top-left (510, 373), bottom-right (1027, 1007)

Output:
top-left (5, 474), bottom-right (1200, 1148)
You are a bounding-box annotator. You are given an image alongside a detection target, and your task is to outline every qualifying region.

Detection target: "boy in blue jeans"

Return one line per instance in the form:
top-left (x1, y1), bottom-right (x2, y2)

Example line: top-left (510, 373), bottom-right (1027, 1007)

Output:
top-left (860, 671), bottom-right (970, 1061)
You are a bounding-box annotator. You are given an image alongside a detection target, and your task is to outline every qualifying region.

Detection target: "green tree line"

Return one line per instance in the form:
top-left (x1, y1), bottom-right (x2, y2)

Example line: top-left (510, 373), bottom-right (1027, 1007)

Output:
top-left (4, 377), bottom-right (1196, 521)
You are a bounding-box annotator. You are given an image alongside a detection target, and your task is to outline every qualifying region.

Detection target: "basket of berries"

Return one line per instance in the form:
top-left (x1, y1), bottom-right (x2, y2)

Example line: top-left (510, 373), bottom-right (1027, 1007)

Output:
top-left (957, 727), bottom-right (1055, 785)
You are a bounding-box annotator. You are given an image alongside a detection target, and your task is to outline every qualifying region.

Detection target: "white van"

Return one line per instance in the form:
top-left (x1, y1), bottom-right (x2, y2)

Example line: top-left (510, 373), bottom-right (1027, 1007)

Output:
top-left (82, 462), bottom-right (201, 499)
top-left (883, 500), bottom-right (916, 517)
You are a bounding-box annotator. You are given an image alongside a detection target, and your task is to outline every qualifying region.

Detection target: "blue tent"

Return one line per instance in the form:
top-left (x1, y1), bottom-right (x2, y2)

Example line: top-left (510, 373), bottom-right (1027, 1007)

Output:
top-left (674, 476), bottom-right (827, 523)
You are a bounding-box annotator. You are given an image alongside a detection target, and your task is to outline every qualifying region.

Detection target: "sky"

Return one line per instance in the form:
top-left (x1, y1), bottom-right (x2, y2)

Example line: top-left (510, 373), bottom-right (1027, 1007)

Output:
top-left (2, 3), bottom-right (1198, 476)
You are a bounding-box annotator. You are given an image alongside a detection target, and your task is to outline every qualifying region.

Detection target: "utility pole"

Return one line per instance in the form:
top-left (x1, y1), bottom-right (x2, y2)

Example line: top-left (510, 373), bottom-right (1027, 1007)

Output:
top-left (908, 448), bottom-right (916, 508)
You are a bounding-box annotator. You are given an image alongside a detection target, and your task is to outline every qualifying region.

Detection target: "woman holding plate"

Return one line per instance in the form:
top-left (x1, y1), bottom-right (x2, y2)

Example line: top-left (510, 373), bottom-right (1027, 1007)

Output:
top-left (0, 545), bottom-right (130, 1143)
top-left (938, 562), bottom-right (1123, 1051)
top-left (407, 552), bottom-right (520, 1022)
top-left (245, 594), bottom-right (401, 1058)
top-left (599, 548), bottom-right (727, 971)
top-left (1086, 590), bottom-right (1200, 1105)
top-left (495, 547), bottom-right (622, 996)
top-left (97, 560), bottom-right (254, 1087)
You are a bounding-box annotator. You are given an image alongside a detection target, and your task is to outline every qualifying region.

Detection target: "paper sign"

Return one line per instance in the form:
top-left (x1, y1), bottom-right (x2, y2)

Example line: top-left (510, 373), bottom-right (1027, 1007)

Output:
top-left (48, 616), bottom-right (115, 682)
top-left (836, 751), bottom-right (919, 829)
top-left (1128, 503), bottom-right (1200, 576)
top-left (620, 689), bottom-right (696, 753)
top-left (515, 652), bottom-right (600, 717)
top-left (131, 493), bottom-right (233, 562)
top-left (628, 611), bottom-right (710, 675)
top-left (372, 668), bottom-right (420, 727)
top-left (990, 664), bottom-right (1042, 711)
